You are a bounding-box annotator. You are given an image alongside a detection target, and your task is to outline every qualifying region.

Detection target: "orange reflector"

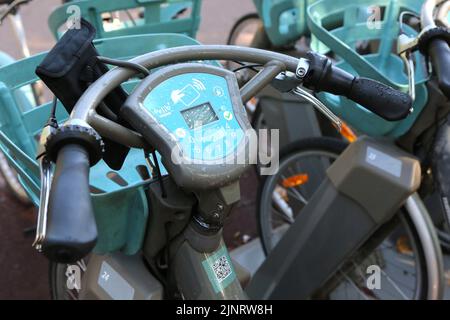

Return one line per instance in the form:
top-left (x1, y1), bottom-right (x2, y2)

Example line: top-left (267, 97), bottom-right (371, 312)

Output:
top-left (396, 236), bottom-right (413, 255)
top-left (339, 122), bottom-right (357, 143)
top-left (282, 174), bottom-right (309, 188)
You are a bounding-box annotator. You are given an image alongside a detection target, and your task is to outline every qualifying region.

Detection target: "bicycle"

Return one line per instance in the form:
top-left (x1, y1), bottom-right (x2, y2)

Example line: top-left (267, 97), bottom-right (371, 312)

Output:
top-left (0, 16), bottom-right (439, 299)
top-left (257, 0), bottom-right (450, 298)
top-left (0, 0), bottom-right (202, 205)
top-left (226, 0), bottom-right (375, 168)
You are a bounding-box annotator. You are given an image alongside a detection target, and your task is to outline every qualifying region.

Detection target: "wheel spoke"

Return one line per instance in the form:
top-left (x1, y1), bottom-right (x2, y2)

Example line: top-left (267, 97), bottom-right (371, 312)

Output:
top-left (340, 271), bottom-right (372, 300)
top-left (379, 268), bottom-right (409, 300)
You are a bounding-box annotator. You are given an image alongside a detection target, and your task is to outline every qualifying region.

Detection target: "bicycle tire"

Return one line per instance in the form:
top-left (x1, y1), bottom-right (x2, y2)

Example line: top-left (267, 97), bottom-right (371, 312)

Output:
top-left (0, 151), bottom-right (30, 205)
top-left (257, 137), bottom-right (443, 299)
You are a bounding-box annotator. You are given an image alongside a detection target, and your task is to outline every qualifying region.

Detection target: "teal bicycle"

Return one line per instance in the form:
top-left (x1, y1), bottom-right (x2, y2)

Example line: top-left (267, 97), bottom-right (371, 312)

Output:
top-left (257, 0), bottom-right (450, 299)
top-left (0, 0), bottom-right (202, 204)
top-left (0, 10), bottom-right (442, 299)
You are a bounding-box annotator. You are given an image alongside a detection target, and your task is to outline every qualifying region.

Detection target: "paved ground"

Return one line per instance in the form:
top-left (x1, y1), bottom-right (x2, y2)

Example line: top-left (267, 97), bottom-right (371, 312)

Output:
top-left (0, 0), bottom-right (256, 300)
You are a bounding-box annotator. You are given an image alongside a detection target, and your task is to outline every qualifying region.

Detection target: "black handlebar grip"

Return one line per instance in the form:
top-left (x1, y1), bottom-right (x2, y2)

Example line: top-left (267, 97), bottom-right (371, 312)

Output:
top-left (302, 52), bottom-right (412, 121)
top-left (346, 77), bottom-right (413, 121)
top-left (428, 38), bottom-right (450, 99)
top-left (42, 144), bottom-right (97, 263)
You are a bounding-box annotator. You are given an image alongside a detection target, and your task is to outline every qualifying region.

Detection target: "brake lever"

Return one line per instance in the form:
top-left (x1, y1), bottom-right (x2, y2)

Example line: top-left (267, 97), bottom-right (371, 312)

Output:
top-left (33, 124), bottom-right (56, 251)
top-left (291, 86), bottom-right (343, 131)
top-left (270, 61), bottom-right (343, 131)
top-left (33, 155), bottom-right (52, 251)
top-left (398, 34), bottom-right (417, 102)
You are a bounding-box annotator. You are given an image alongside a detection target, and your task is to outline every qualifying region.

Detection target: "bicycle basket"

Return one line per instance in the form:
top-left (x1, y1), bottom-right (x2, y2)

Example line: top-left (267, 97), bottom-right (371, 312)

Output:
top-left (48, 0), bottom-right (202, 40)
top-left (307, 0), bottom-right (429, 137)
top-left (254, 0), bottom-right (311, 46)
top-left (0, 34), bottom-right (206, 255)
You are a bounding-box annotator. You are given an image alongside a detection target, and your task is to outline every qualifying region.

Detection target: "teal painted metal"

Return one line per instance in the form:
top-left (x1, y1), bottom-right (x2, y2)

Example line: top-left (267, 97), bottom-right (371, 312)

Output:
top-left (253, 0), bottom-right (309, 46)
top-left (252, 0), bottom-right (338, 53)
top-left (0, 52), bottom-right (34, 113)
top-left (48, 0), bottom-right (202, 40)
top-left (0, 52), bottom-right (14, 66)
top-left (0, 34), bottom-right (204, 255)
top-left (307, 0), bottom-right (429, 137)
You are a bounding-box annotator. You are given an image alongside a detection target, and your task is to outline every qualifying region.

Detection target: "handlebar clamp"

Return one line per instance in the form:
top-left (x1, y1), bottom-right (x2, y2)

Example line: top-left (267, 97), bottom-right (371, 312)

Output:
top-left (301, 52), bottom-right (332, 89)
top-left (45, 122), bottom-right (104, 166)
top-left (418, 26), bottom-right (450, 54)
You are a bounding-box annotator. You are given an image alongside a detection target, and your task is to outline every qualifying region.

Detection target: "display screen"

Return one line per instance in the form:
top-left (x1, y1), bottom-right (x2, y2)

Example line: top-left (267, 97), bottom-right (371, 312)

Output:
top-left (181, 102), bottom-right (219, 130)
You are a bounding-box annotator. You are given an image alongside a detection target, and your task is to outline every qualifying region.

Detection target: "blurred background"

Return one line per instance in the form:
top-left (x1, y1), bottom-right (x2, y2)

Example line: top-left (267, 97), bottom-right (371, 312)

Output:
top-left (0, 0), bottom-right (257, 299)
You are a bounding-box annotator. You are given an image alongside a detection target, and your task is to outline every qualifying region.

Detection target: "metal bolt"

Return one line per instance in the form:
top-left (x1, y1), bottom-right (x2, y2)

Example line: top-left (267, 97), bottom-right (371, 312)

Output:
top-left (297, 67), bottom-right (307, 78)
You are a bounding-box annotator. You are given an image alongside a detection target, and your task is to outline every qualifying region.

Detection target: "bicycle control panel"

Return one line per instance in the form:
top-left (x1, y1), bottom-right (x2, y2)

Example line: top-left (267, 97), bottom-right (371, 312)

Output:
top-left (122, 63), bottom-right (254, 190)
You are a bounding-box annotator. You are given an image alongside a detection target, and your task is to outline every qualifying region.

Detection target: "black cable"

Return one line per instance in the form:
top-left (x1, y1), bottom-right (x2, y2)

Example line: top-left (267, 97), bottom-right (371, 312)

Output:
top-left (232, 63), bottom-right (263, 73)
top-left (145, 150), bottom-right (166, 198)
top-left (50, 97), bottom-right (57, 117)
top-left (45, 97), bottom-right (58, 129)
top-left (97, 56), bottom-right (150, 77)
top-left (233, 64), bottom-right (263, 72)
top-left (232, 60), bottom-right (246, 66)
top-left (152, 151), bottom-right (167, 198)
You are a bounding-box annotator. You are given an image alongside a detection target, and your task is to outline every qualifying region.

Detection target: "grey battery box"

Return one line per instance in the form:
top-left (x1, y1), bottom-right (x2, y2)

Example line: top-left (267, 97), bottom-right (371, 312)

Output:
top-left (327, 136), bottom-right (421, 223)
top-left (78, 253), bottom-right (163, 300)
top-left (247, 136), bottom-right (421, 299)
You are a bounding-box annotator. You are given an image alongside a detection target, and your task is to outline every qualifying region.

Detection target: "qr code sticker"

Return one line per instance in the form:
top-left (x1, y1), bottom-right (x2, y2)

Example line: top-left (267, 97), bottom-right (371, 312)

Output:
top-left (212, 255), bottom-right (232, 283)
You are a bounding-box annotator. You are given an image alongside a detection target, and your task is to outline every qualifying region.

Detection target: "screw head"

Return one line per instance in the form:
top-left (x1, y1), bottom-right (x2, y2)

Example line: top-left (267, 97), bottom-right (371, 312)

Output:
top-left (297, 67), bottom-right (307, 78)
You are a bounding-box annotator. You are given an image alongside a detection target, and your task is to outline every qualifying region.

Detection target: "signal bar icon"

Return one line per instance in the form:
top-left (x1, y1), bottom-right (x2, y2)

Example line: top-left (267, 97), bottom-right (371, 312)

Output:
top-left (192, 78), bottom-right (206, 91)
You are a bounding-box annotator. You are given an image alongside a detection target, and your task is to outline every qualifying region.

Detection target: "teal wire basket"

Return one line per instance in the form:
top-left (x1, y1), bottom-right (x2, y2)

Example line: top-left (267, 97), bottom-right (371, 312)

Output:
top-left (0, 34), bottom-right (206, 255)
top-left (307, 0), bottom-right (429, 137)
top-left (48, 0), bottom-right (202, 40)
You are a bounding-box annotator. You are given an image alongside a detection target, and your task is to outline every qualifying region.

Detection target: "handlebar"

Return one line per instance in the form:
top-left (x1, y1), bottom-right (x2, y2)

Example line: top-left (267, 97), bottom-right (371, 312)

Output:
top-left (428, 37), bottom-right (450, 98)
top-left (302, 52), bottom-right (412, 121)
top-left (42, 144), bottom-right (97, 263)
top-left (40, 45), bottom-right (412, 263)
top-left (419, 0), bottom-right (450, 99)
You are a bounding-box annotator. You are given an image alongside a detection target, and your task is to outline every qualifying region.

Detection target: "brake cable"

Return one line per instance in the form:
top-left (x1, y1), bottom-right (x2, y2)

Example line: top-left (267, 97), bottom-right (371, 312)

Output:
top-left (97, 56), bottom-right (150, 77)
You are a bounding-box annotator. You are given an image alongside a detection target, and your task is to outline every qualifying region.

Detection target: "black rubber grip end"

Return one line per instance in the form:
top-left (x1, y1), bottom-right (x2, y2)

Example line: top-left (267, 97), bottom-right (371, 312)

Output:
top-left (428, 39), bottom-right (450, 100)
top-left (348, 78), bottom-right (412, 121)
top-left (42, 144), bottom-right (97, 263)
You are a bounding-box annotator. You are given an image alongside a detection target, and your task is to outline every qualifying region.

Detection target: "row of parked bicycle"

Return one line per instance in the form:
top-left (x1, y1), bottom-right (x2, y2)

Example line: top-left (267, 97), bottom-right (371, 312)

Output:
top-left (0, 0), bottom-right (449, 300)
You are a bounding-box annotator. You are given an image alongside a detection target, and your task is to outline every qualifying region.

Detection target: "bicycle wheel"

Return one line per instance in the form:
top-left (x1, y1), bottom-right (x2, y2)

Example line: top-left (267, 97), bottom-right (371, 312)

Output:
top-left (0, 151), bottom-right (30, 204)
top-left (50, 259), bottom-right (89, 300)
top-left (226, 13), bottom-right (270, 71)
top-left (258, 137), bottom-right (443, 299)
